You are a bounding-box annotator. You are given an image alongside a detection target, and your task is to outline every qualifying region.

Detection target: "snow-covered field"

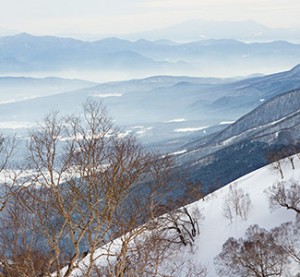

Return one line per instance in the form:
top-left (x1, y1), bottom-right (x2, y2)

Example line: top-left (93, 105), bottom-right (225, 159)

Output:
top-left (65, 155), bottom-right (300, 276)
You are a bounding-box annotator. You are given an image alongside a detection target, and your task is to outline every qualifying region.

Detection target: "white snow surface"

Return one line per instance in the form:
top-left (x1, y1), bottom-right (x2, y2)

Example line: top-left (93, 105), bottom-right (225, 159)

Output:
top-left (66, 155), bottom-right (300, 276)
top-left (192, 157), bottom-right (299, 276)
top-left (0, 121), bottom-right (35, 129)
top-left (170, 149), bottom-right (187, 156)
top-left (219, 121), bottom-right (235, 125)
top-left (174, 126), bottom-right (207, 132)
top-left (165, 118), bottom-right (187, 123)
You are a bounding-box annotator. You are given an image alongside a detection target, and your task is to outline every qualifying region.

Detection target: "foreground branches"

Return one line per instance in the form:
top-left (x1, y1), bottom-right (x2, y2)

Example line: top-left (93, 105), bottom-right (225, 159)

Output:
top-left (0, 100), bottom-right (205, 277)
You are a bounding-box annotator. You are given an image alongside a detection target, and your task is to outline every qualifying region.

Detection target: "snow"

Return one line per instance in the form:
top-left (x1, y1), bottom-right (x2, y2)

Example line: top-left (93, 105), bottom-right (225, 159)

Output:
top-left (169, 149), bottom-right (187, 156)
top-left (219, 121), bottom-right (235, 125)
top-left (134, 126), bottom-right (152, 135)
top-left (63, 155), bottom-right (300, 276)
top-left (174, 126), bottom-right (207, 132)
top-left (0, 121), bottom-right (35, 129)
top-left (117, 129), bottom-right (132, 138)
top-left (165, 118), bottom-right (187, 123)
top-left (183, 155), bottom-right (300, 276)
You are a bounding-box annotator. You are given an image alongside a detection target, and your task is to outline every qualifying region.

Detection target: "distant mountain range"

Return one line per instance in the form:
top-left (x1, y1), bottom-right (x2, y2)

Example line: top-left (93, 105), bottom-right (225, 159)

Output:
top-left (11, 20), bottom-right (299, 43)
top-left (0, 65), bottom-right (300, 149)
top-left (0, 60), bottom-right (299, 197)
top-left (120, 19), bottom-right (300, 43)
top-left (1, 33), bottom-right (300, 77)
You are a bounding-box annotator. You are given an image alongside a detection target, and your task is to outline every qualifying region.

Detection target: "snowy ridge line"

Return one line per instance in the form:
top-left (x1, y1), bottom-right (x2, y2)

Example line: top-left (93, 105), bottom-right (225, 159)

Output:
top-left (220, 108), bottom-right (300, 146)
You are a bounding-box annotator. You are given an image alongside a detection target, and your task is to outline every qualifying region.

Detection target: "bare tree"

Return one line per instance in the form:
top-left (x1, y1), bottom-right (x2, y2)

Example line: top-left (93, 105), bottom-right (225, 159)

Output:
top-left (0, 190), bottom-right (52, 277)
top-left (266, 180), bottom-right (300, 215)
top-left (79, 202), bottom-right (203, 276)
top-left (215, 224), bottom-right (290, 277)
top-left (282, 145), bottom-right (300, 170)
top-left (0, 100), bottom-right (205, 277)
top-left (287, 155), bottom-right (295, 170)
top-left (159, 259), bottom-right (207, 277)
top-left (0, 134), bottom-right (17, 212)
top-left (222, 183), bottom-right (252, 223)
top-left (156, 206), bottom-right (201, 247)
top-left (296, 151), bottom-right (300, 164)
top-left (266, 150), bottom-right (286, 179)
top-left (272, 220), bottom-right (300, 265)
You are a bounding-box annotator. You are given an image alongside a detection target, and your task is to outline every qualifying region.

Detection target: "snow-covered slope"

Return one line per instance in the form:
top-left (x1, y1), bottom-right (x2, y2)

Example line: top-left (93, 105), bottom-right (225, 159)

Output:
top-left (188, 156), bottom-right (299, 276)
top-left (65, 156), bottom-right (300, 276)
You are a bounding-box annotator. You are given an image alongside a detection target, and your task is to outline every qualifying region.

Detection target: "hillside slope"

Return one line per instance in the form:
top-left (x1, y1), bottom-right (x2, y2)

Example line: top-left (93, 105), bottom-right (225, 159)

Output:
top-left (67, 156), bottom-right (300, 276)
top-left (185, 156), bottom-right (299, 276)
top-left (209, 88), bottom-right (300, 145)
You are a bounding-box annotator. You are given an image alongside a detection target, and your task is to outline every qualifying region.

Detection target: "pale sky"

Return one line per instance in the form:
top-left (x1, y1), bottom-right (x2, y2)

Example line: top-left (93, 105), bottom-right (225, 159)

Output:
top-left (1, 0), bottom-right (300, 35)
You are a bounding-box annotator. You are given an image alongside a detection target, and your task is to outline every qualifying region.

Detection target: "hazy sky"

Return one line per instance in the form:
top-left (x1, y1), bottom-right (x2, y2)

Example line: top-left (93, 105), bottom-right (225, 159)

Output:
top-left (1, 0), bottom-right (300, 35)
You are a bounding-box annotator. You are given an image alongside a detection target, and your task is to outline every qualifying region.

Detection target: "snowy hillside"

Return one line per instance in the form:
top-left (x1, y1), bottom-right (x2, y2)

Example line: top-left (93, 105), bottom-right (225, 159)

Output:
top-left (66, 155), bottom-right (300, 276)
top-left (187, 155), bottom-right (299, 276)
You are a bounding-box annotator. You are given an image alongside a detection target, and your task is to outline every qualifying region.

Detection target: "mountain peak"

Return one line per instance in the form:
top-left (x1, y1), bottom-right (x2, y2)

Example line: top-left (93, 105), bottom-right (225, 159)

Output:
top-left (12, 32), bottom-right (34, 38)
top-left (290, 64), bottom-right (300, 74)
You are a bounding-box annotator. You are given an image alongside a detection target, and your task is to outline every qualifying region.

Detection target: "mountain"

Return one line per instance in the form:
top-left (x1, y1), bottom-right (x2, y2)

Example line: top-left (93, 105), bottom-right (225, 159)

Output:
top-left (64, 155), bottom-right (300, 276)
top-left (0, 65), bottom-right (299, 169)
top-left (121, 19), bottom-right (300, 43)
top-left (210, 89), bottom-right (300, 145)
top-left (174, 87), bottom-right (300, 192)
top-left (0, 66), bottom-right (300, 149)
top-left (1, 33), bottom-right (300, 77)
top-left (0, 76), bottom-right (97, 104)
top-left (0, 33), bottom-right (190, 75)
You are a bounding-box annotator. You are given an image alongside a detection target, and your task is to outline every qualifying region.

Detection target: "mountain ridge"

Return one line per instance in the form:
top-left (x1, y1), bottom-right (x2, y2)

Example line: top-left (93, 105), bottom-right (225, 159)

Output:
top-left (1, 33), bottom-right (300, 77)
